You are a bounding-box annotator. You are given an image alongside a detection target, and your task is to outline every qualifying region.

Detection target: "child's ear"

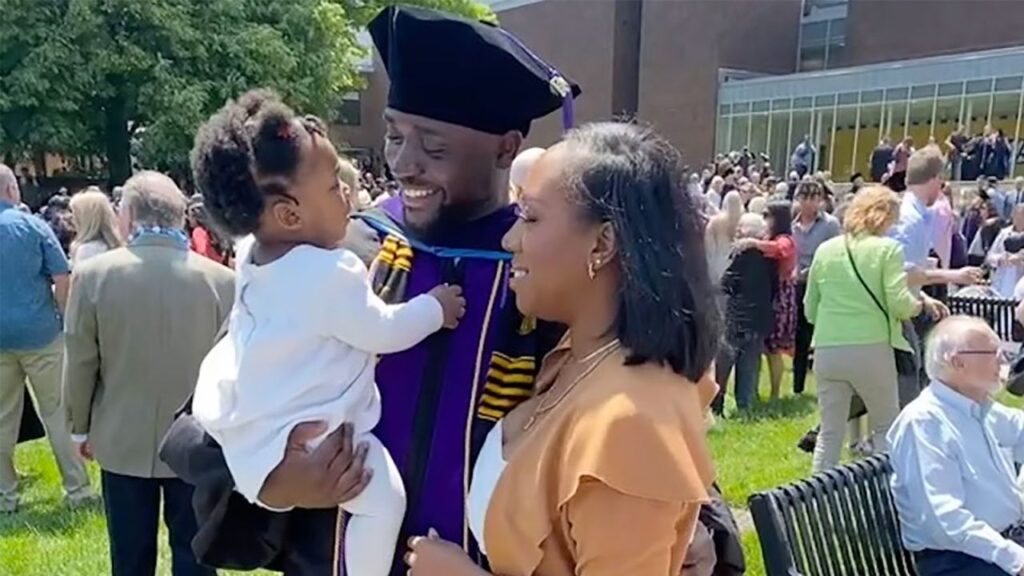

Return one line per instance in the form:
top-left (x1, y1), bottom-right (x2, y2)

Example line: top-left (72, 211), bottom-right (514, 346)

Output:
top-left (271, 200), bottom-right (303, 231)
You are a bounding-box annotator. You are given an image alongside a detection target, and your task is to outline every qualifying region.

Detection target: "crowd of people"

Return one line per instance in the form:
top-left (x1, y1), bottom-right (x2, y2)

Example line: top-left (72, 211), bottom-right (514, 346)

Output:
top-left (695, 132), bottom-right (1024, 572)
top-left (4, 5), bottom-right (1024, 576)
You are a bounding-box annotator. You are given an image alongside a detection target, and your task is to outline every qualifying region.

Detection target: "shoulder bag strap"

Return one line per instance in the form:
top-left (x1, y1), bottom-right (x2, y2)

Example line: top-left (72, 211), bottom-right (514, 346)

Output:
top-left (844, 235), bottom-right (891, 327)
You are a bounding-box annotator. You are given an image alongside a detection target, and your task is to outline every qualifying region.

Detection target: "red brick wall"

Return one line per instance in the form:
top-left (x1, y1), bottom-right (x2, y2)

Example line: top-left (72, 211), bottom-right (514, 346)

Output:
top-left (336, 0), bottom-right (804, 166)
top-left (842, 0), bottom-right (1024, 67)
top-left (331, 63), bottom-right (389, 164)
top-left (638, 0), bottom-right (801, 164)
top-left (498, 0), bottom-right (620, 148)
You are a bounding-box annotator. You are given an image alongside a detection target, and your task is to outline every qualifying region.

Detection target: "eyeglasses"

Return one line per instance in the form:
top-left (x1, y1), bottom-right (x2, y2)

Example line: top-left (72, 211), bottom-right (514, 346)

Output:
top-left (955, 349), bottom-right (1008, 365)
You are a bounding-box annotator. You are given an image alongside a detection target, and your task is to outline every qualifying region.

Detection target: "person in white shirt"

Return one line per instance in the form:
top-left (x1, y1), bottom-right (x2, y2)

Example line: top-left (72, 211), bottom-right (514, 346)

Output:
top-left (706, 175), bottom-right (725, 212)
top-left (68, 188), bottom-right (123, 266)
top-left (189, 92), bottom-right (466, 576)
top-left (888, 316), bottom-right (1024, 576)
top-left (986, 204), bottom-right (1024, 298)
top-left (704, 190), bottom-right (744, 287)
top-left (1005, 177), bottom-right (1024, 211)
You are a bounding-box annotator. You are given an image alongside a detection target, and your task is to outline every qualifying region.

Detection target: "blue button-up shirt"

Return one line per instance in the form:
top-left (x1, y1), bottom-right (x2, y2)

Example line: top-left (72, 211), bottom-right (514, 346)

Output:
top-left (0, 201), bottom-right (70, 350)
top-left (887, 380), bottom-right (1024, 574)
top-left (793, 212), bottom-right (841, 279)
top-left (889, 192), bottom-right (934, 272)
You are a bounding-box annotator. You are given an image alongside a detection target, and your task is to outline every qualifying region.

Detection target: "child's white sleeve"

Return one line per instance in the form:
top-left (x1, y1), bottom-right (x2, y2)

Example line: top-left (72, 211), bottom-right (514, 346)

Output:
top-left (319, 250), bottom-right (444, 354)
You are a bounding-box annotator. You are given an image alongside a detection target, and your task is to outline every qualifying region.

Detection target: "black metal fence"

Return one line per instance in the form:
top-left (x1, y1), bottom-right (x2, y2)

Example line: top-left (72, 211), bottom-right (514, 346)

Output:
top-left (947, 294), bottom-right (1021, 342)
top-left (749, 454), bottom-right (916, 576)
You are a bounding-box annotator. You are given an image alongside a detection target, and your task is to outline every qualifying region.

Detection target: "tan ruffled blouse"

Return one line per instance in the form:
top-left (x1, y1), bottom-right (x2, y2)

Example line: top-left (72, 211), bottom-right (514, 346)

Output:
top-left (483, 336), bottom-right (717, 575)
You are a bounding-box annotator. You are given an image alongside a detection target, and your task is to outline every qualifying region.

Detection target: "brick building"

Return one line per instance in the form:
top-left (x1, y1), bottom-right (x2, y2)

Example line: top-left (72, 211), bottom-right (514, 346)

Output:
top-left (332, 0), bottom-right (1024, 179)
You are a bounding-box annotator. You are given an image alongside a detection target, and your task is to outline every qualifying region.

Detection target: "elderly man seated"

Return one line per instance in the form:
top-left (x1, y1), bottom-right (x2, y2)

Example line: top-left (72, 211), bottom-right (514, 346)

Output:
top-left (888, 316), bottom-right (1024, 576)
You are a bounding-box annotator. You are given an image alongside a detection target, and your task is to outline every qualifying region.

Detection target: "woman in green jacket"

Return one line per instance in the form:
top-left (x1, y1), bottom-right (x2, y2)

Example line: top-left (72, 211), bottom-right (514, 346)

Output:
top-left (804, 186), bottom-right (935, 472)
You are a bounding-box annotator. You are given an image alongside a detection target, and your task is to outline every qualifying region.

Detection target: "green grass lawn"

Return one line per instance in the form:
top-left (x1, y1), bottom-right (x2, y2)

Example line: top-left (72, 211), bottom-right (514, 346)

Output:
top-left (708, 363), bottom-right (821, 576)
top-left (6, 360), bottom-right (977, 576)
top-left (0, 446), bottom-right (271, 576)
top-left (4, 376), bottom-right (812, 576)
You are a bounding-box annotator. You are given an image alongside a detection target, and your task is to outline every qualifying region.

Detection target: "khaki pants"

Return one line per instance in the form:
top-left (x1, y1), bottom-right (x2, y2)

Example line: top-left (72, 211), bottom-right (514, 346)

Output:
top-left (0, 335), bottom-right (91, 501)
top-left (812, 343), bottom-right (901, 473)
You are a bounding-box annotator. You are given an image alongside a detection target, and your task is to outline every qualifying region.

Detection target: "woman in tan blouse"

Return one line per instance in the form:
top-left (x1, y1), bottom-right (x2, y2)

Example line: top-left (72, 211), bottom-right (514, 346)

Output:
top-left (405, 122), bottom-right (721, 576)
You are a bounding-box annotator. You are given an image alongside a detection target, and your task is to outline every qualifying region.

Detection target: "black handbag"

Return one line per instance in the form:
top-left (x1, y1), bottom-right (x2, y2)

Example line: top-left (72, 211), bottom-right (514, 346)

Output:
top-left (844, 237), bottom-right (918, 376)
top-left (17, 386), bottom-right (45, 444)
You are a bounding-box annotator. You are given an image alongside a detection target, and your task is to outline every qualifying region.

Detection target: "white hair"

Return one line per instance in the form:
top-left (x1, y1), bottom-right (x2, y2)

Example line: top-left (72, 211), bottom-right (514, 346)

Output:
top-left (747, 196), bottom-right (768, 215)
top-left (736, 213), bottom-right (767, 239)
top-left (121, 171), bottom-right (187, 229)
top-left (774, 182), bottom-right (789, 197)
top-left (924, 316), bottom-right (993, 382)
top-left (723, 190), bottom-right (744, 219)
top-left (0, 163), bottom-right (18, 203)
top-left (509, 147), bottom-right (546, 190)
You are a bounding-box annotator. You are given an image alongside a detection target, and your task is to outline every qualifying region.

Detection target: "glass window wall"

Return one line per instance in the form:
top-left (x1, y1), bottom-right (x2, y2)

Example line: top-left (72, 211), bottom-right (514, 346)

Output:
top-left (715, 74), bottom-right (1023, 181)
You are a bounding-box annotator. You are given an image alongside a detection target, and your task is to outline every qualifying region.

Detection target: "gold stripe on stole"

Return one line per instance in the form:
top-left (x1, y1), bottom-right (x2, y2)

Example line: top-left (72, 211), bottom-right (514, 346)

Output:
top-left (332, 507), bottom-right (344, 576)
top-left (490, 352), bottom-right (536, 371)
top-left (461, 260), bottom-right (505, 550)
top-left (477, 355), bottom-right (536, 422)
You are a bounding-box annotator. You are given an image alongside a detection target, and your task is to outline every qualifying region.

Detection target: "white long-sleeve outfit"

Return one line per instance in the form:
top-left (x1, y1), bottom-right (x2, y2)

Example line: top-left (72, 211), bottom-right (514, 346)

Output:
top-left (193, 238), bottom-right (443, 576)
top-left (986, 226), bottom-right (1024, 298)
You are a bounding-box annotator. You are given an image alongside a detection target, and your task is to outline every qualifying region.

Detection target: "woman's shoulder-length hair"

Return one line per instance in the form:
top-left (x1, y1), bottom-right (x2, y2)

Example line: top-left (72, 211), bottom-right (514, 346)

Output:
top-left (561, 122), bottom-right (720, 382)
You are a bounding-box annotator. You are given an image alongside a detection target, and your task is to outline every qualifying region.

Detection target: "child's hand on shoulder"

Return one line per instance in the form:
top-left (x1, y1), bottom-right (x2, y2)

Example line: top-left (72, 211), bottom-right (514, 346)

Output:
top-left (428, 284), bottom-right (466, 329)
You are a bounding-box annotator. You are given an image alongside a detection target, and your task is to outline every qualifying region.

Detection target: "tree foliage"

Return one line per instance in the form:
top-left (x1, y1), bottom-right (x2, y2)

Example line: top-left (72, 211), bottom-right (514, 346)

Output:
top-left (0, 0), bottom-right (494, 185)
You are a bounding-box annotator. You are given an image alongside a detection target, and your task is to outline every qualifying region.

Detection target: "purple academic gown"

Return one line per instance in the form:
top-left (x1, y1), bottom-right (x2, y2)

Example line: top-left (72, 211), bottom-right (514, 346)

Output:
top-left (356, 199), bottom-right (558, 573)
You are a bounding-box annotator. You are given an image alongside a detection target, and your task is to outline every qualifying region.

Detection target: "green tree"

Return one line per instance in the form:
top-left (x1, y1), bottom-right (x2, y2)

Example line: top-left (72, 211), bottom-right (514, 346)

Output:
top-left (0, 0), bottom-right (492, 186)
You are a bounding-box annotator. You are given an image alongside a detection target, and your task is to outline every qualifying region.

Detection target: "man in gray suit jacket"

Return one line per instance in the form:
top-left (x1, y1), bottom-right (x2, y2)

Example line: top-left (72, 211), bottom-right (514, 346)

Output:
top-left (64, 171), bottom-right (234, 576)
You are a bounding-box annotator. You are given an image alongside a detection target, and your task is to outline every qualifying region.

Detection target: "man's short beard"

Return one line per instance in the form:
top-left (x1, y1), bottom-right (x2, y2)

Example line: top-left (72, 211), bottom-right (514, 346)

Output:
top-left (405, 200), bottom-right (494, 242)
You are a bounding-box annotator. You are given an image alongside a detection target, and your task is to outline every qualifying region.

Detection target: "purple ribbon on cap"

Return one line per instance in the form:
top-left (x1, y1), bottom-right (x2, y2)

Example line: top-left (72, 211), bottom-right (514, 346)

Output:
top-left (498, 28), bottom-right (575, 132)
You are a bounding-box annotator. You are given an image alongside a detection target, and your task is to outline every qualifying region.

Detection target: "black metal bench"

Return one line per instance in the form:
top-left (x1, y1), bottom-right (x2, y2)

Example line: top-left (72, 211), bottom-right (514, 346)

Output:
top-left (947, 294), bottom-right (1020, 342)
top-left (748, 454), bottom-right (916, 576)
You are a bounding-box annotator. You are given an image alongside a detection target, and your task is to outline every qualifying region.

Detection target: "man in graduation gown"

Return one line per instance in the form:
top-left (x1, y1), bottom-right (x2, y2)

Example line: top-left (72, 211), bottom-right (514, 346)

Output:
top-left (163, 7), bottom-right (738, 575)
top-left (161, 6), bottom-right (573, 574)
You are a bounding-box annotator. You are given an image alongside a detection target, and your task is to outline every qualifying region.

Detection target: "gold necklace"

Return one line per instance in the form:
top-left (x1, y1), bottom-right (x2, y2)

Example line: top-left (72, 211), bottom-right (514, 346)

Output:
top-left (523, 339), bottom-right (621, 431)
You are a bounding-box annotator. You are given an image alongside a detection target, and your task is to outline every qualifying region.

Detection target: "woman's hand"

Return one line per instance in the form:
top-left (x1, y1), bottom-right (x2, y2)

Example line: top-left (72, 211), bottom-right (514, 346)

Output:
top-left (731, 238), bottom-right (757, 253)
top-left (257, 422), bottom-right (371, 509)
top-left (921, 295), bottom-right (950, 320)
top-left (405, 529), bottom-right (486, 576)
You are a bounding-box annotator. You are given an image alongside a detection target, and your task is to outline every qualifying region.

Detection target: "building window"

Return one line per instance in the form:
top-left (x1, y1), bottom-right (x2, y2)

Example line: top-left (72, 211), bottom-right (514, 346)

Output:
top-left (718, 74), bottom-right (1024, 181)
top-left (337, 92), bottom-right (362, 126)
top-left (799, 17), bottom-right (846, 72)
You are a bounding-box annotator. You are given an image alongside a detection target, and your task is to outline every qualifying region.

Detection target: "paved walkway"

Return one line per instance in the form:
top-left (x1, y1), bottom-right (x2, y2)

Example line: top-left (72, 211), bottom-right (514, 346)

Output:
top-left (732, 507), bottom-right (754, 532)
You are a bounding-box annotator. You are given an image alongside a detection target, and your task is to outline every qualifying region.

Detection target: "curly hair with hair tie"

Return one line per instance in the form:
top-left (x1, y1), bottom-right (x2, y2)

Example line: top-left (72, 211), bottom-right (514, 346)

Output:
top-left (190, 90), bottom-right (336, 240)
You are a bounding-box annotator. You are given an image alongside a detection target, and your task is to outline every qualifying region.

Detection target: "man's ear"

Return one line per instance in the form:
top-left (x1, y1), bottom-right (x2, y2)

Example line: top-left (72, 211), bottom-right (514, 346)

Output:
top-left (496, 131), bottom-right (525, 171)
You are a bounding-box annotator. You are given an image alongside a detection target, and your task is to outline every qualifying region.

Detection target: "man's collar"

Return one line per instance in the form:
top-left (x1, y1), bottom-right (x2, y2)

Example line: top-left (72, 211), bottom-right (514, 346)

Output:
top-left (905, 191), bottom-right (933, 218)
top-left (930, 379), bottom-right (991, 419)
top-left (793, 211), bottom-right (823, 228)
top-left (130, 234), bottom-right (188, 250)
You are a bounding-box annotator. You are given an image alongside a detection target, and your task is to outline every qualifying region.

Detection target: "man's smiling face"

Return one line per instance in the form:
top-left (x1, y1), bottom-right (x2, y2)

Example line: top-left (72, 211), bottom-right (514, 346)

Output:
top-left (383, 109), bottom-right (515, 238)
